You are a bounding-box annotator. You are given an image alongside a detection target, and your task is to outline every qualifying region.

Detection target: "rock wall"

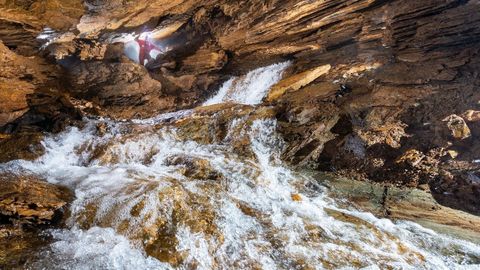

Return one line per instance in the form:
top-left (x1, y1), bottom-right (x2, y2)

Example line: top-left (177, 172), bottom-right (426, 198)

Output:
top-left (1, 0), bottom-right (479, 214)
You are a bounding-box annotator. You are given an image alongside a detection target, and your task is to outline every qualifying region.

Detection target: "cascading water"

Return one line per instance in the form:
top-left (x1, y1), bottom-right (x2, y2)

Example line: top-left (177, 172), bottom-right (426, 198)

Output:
top-left (1, 62), bottom-right (479, 269)
top-left (203, 62), bottom-right (291, 106)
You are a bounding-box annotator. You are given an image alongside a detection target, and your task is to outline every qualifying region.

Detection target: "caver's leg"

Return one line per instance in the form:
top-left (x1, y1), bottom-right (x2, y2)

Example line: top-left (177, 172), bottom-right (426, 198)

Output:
top-left (138, 40), bottom-right (146, 65)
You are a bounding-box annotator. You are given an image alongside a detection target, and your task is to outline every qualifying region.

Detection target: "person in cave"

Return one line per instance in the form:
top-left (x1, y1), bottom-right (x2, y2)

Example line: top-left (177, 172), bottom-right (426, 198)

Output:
top-left (137, 33), bottom-right (163, 66)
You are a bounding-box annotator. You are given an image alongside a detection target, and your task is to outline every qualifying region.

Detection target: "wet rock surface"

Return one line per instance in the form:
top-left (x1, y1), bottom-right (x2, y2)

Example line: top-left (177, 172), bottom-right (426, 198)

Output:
top-left (0, 0), bottom-right (478, 213)
top-left (0, 174), bottom-right (71, 225)
top-left (0, 227), bottom-right (52, 269)
top-left (0, 132), bottom-right (44, 163)
top-left (165, 155), bottom-right (222, 181)
top-left (316, 171), bottom-right (480, 244)
top-left (0, 173), bottom-right (72, 268)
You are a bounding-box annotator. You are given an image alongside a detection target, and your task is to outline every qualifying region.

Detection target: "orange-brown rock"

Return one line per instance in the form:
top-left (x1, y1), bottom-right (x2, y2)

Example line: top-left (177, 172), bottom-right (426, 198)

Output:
top-left (442, 114), bottom-right (471, 140)
top-left (0, 39), bottom-right (81, 132)
top-left (0, 173), bottom-right (72, 267)
top-left (1, 0), bottom-right (83, 31)
top-left (181, 48), bottom-right (227, 75)
top-left (0, 174), bottom-right (72, 225)
top-left (291, 194), bottom-right (302, 202)
top-left (67, 61), bottom-right (166, 119)
top-left (165, 155), bottom-right (222, 181)
top-left (0, 81), bottom-right (33, 126)
top-left (0, 42), bottom-right (37, 126)
top-left (395, 149), bottom-right (425, 167)
top-left (267, 65), bottom-right (331, 102)
top-left (0, 0), bottom-right (479, 216)
top-left (0, 132), bottom-right (45, 163)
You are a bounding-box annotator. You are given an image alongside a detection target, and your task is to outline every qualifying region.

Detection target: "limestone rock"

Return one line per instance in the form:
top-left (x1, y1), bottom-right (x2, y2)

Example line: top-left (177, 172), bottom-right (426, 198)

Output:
top-left (462, 110), bottom-right (480, 122)
top-left (166, 155), bottom-right (222, 181)
top-left (278, 102), bottom-right (340, 167)
top-left (395, 149), bottom-right (425, 167)
top-left (319, 173), bottom-right (480, 244)
top-left (0, 173), bottom-right (73, 267)
top-left (0, 81), bottom-right (33, 126)
top-left (267, 65), bottom-right (331, 102)
top-left (0, 40), bottom-right (80, 131)
top-left (181, 49), bottom-right (227, 75)
top-left (0, 174), bottom-right (71, 225)
top-left (0, 0), bottom-right (480, 217)
top-left (1, 0), bottom-right (83, 31)
top-left (0, 132), bottom-right (45, 163)
top-left (67, 61), bottom-right (166, 119)
top-left (356, 122), bottom-right (409, 149)
top-left (162, 74), bottom-right (197, 92)
top-left (291, 194), bottom-right (302, 202)
top-left (432, 170), bottom-right (480, 216)
top-left (0, 42), bottom-right (36, 126)
top-left (442, 114), bottom-right (471, 140)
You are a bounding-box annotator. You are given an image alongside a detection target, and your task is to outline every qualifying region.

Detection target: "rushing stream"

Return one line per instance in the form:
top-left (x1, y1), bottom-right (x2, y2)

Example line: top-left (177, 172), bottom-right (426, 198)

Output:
top-left (1, 63), bottom-right (479, 269)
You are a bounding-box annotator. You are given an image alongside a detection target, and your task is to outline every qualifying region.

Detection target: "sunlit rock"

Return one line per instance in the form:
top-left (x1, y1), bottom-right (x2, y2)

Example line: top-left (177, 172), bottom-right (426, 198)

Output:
top-left (267, 64), bottom-right (331, 102)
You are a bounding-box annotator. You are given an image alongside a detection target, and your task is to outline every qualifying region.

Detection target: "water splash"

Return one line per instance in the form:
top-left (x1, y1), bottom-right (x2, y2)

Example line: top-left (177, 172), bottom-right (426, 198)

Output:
top-left (1, 116), bottom-right (478, 269)
top-left (204, 62), bottom-right (290, 106)
top-left (0, 61), bottom-right (479, 269)
top-left (27, 227), bottom-right (172, 270)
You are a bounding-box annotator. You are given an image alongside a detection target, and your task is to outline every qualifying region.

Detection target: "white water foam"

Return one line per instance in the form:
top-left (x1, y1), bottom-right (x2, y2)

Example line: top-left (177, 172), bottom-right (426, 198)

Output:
top-left (0, 62), bottom-right (479, 269)
top-left (28, 227), bottom-right (172, 270)
top-left (203, 62), bottom-right (290, 106)
top-left (1, 117), bottom-right (478, 269)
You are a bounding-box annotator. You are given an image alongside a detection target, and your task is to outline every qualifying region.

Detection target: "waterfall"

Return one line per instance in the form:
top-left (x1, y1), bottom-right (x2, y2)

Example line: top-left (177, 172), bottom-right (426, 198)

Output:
top-left (1, 64), bottom-right (479, 269)
top-left (203, 62), bottom-right (290, 106)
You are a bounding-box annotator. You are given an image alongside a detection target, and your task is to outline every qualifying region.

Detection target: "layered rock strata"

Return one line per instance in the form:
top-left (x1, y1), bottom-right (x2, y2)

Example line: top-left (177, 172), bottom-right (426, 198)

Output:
top-left (0, 0), bottom-right (479, 214)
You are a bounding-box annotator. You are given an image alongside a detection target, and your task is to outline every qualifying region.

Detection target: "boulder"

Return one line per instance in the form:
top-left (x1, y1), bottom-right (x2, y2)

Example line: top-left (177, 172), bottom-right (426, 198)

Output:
top-left (67, 61), bottom-right (167, 119)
